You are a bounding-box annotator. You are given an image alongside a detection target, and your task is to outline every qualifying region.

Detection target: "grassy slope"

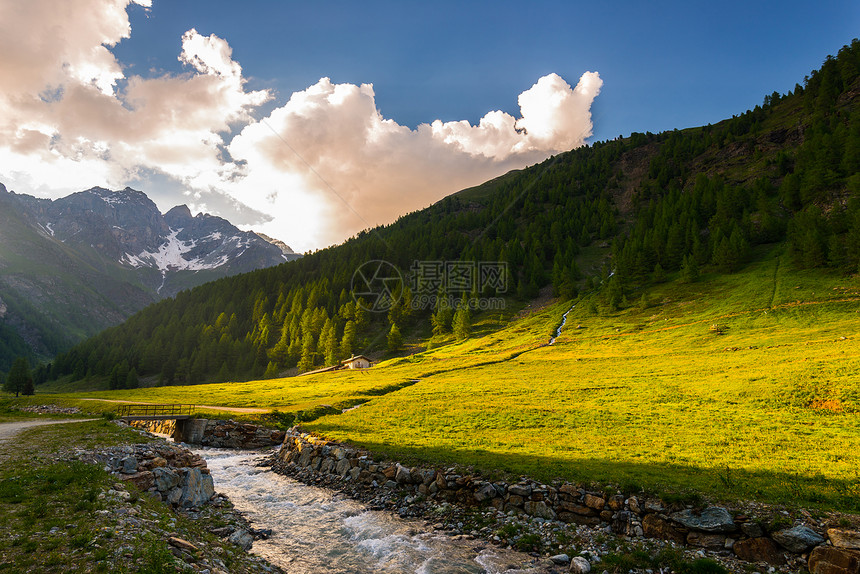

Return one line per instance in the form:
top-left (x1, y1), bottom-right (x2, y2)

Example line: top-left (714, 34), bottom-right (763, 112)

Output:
top-left (40, 248), bottom-right (860, 510)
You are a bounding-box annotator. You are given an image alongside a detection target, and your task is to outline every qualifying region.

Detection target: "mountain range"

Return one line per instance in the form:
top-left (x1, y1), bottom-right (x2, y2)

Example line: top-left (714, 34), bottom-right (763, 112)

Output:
top-left (0, 184), bottom-right (299, 371)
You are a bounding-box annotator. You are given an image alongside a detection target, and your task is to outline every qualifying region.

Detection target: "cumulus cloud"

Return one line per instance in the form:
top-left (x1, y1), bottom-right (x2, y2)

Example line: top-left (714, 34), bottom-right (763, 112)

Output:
top-left (226, 71), bottom-right (602, 248)
top-left (0, 0), bottom-right (269, 194)
top-left (0, 0), bottom-right (602, 252)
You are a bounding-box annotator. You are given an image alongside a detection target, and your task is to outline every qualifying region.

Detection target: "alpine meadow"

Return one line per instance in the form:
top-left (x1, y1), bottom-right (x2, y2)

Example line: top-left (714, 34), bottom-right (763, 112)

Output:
top-left (26, 40), bottom-right (860, 512)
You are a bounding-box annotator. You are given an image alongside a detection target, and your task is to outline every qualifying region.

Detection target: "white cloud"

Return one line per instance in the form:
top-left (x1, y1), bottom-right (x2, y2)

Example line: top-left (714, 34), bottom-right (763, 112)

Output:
top-left (0, 1), bottom-right (269, 195)
top-left (225, 72), bottom-right (602, 248)
top-left (0, 0), bottom-right (603, 252)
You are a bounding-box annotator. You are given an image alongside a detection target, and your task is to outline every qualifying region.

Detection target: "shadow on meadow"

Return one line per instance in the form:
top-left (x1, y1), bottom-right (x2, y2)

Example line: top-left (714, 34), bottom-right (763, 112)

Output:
top-left (302, 428), bottom-right (860, 513)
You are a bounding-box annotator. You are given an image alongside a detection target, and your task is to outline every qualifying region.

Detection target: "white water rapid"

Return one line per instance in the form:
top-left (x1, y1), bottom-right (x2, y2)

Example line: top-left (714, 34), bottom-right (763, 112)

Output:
top-left (198, 448), bottom-right (547, 574)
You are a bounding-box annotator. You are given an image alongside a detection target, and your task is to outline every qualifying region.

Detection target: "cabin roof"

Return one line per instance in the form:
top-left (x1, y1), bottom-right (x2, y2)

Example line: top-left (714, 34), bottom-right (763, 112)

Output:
top-left (340, 354), bottom-right (372, 364)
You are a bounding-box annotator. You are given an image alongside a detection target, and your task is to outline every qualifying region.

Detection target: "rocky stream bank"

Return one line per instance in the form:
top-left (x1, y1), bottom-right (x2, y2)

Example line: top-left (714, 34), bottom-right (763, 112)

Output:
top-left (269, 429), bottom-right (860, 574)
top-left (64, 421), bottom-right (284, 574)
top-left (43, 411), bottom-right (860, 574)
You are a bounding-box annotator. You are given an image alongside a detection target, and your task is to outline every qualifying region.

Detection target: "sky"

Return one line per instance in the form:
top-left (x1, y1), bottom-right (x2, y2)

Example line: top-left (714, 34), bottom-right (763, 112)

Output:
top-left (0, 1), bottom-right (856, 252)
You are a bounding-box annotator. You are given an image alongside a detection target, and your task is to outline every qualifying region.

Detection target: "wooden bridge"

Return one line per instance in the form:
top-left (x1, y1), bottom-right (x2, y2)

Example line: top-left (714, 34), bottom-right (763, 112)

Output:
top-left (116, 404), bottom-right (207, 443)
top-left (116, 404), bottom-right (195, 421)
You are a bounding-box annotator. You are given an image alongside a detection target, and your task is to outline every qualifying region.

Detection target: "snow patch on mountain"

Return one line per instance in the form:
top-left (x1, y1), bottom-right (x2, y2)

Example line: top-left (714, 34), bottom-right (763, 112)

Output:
top-left (122, 228), bottom-right (250, 272)
top-left (99, 193), bottom-right (126, 206)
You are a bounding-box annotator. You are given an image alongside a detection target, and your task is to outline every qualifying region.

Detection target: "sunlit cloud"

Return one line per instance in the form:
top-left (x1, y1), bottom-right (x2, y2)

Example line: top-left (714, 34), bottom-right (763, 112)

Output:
top-left (0, 0), bottom-right (602, 252)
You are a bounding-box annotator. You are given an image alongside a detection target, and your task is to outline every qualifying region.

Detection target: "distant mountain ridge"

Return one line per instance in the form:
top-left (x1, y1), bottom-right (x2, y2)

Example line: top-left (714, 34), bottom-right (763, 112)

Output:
top-left (0, 183), bottom-right (300, 370)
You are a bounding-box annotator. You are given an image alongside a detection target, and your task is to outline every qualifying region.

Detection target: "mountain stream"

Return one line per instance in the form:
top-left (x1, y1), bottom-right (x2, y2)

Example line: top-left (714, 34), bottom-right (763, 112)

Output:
top-left (197, 448), bottom-right (547, 574)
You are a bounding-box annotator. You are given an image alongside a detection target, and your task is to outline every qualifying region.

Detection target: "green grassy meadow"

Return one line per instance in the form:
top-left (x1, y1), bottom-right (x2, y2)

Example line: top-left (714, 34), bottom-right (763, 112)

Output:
top-left (36, 249), bottom-right (860, 511)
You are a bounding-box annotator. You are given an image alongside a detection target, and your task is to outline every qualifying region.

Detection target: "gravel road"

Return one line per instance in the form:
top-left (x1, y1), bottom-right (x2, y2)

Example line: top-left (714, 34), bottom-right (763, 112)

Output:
top-left (0, 418), bottom-right (97, 444)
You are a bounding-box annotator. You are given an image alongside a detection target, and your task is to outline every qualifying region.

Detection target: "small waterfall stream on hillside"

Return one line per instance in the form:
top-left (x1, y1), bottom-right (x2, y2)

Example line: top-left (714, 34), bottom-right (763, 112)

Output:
top-left (198, 448), bottom-right (545, 574)
top-left (548, 303), bottom-right (576, 345)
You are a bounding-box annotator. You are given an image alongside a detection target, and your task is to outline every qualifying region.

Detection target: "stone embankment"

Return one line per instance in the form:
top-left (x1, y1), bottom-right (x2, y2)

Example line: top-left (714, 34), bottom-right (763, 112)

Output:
top-left (81, 441), bottom-right (217, 508)
top-left (130, 419), bottom-right (286, 449)
top-left (271, 430), bottom-right (860, 574)
top-left (69, 425), bottom-right (281, 573)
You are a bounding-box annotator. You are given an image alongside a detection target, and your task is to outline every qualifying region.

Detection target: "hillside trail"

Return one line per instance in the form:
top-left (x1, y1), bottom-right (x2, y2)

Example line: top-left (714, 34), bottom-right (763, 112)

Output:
top-left (76, 398), bottom-right (269, 414)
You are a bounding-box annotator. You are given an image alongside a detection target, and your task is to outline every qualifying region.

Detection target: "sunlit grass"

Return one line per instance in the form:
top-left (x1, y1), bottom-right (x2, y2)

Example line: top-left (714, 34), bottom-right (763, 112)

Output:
top-left (48, 249), bottom-right (860, 510)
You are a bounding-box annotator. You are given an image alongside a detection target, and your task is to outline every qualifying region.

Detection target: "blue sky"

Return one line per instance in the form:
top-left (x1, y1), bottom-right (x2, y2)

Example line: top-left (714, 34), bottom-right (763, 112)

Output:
top-left (0, 0), bottom-right (856, 250)
top-left (115, 1), bottom-right (858, 141)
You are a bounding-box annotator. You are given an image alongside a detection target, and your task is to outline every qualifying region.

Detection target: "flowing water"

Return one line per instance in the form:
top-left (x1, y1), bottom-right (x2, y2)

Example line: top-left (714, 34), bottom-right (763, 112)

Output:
top-left (548, 303), bottom-right (576, 345)
top-left (199, 448), bottom-right (546, 574)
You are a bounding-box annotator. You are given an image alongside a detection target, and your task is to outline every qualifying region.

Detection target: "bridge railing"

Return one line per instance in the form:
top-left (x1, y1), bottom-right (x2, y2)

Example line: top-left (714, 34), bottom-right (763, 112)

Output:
top-left (116, 404), bottom-right (195, 418)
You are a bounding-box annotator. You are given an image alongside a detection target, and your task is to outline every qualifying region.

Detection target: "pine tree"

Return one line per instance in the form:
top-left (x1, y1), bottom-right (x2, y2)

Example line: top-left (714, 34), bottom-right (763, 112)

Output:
top-left (680, 254), bottom-right (700, 283)
top-left (603, 275), bottom-right (623, 312)
top-left (215, 362), bottom-right (231, 383)
top-left (108, 365), bottom-right (122, 390)
top-left (387, 323), bottom-right (402, 352)
top-left (4, 358), bottom-right (31, 397)
top-left (324, 321), bottom-right (339, 366)
top-left (264, 361), bottom-right (279, 378)
top-left (125, 369), bottom-right (139, 389)
top-left (269, 324), bottom-right (290, 366)
top-left (341, 320), bottom-right (357, 359)
top-left (298, 334), bottom-right (315, 373)
top-left (452, 304), bottom-right (472, 341)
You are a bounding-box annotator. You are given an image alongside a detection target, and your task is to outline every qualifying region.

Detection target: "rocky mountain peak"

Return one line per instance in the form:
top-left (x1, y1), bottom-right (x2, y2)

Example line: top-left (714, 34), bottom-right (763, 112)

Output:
top-left (255, 232), bottom-right (297, 256)
top-left (164, 204), bottom-right (194, 228)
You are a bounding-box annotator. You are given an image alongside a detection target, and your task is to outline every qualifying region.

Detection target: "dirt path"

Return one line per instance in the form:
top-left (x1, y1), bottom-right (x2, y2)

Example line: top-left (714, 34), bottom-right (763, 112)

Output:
top-left (0, 418), bottom-right (98, 445)
top-left (76, 398), bottom-right (270, 414)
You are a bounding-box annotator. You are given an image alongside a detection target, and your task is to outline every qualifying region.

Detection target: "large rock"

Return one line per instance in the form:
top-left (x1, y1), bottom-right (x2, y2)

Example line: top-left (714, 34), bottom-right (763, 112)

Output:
top-left (608, 495), bottom-right (625, 511)
top-left (474, 483), bottom-right (497, 502)
top-left (733, 537), bottom-right (786, 565)
top-left (297, 449), bottom-right (313, 467)
top-left (829, 529), bottom-right (860, 550)
top-left (523, 501), bottom-right (556, 520)
top-left (686, 532), bottom-right (726, 550)
top-left (508, 484), bottom-right (532, 497)
top-left (583, 494), bottom-right (605, 510)
top-left (335, 458), bottom-right (351, 477)
top-left (120, 456), bottom-right (138, 474)
top-left (228, 529), bottom-right (254, 550)
top-left (167, 487), bottom-right (183, 505)
top-left (178, 468), bottom-right (215, 507)
top-left (559, 501), bottom-right (595, 516)
top-left (168, 537), bottom-right (198, 552)
top-left (331, 447), bottom-right (347, 460)
top-left (642, 514), bottom-right (687, 544)
top-left (395, 465), bottom-right (412, 484)
top-left (569, 556), bottom-right (591, 574)
top-left (550, 554), bottom-right (570, 565)
top-left (670, 507), bottom-right (736, 533)
top-left (772, 525), bottom-right (826, 554)
top-left (121, 471), bottom-right (153, 491)
top-left (153, 467), bottom-right (181, 492)
top-left (808, 546), bottom-right (860, 574)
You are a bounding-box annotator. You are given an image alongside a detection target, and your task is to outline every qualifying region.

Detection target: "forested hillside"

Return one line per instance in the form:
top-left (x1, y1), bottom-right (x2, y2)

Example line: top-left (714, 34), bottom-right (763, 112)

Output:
top-left (47, 40), bottom-right (859, 389)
